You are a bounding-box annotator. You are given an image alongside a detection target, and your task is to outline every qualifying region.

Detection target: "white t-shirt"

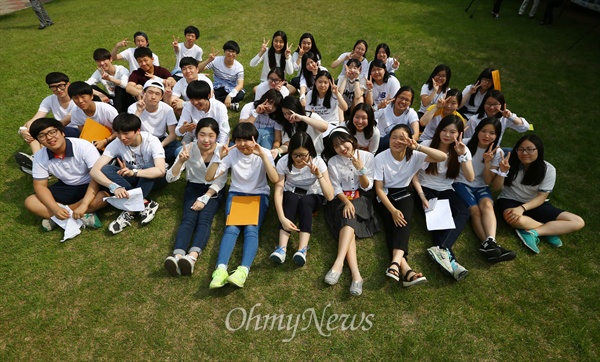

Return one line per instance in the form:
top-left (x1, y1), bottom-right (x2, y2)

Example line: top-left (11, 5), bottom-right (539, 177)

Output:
top-left (240, 103), bottom-right (283, 131)
top-left (206, 56), bottom-right (244, 92)
top-left (172, 43), bottom-right (203, 73)
top-left (339, 75), bottom-right (367, 107)
top-left (281, 112), bottom-right (329, 156)
top-left (85, 65), bottom-right (130, 96)
top-left (336, 53), bottom-right (369, 79)
top-left (464, 114), bottom-right (530, 146)
top-left (172, 74), bottom-right (213, 101)
top-left (455, 139), bottom-right (502, 187)
top-left (369, 58), bottom-right (399, 74)
top-left (38, 95), bottom-right (76, 121)
top-left (498, 161), bottom-right (556, 203)
top-left (377, 106), bottom-right (419, 136)
top-left (70, 102), bottom-right (119, 129)
top-left (103, 131), bottom-right (165, 170)
top-left (276, 154), bottom-right (327, 195)
top-left (327, 149), bottom-right (374, 195)
top-left (254, 81), bottom-right (289, 101)
top-left (127, 101), bottom-right (177, 138)
top-left (418, 84), bottom-right (444, 114)
top-left (166, 143), bottom-right (227, 194)
top-left (371, 77), bottom-right (401, 107)
top-left (305, 90), bottom-right (341, 125)
top-left (177, 98), bottom-right (229, 144)
top-left (419, 109), bottom-right (465, 142)
top-left (417, 139), bottom-right (472, 192)
top-left (249, 49), bottom-right (294, 81)
top-left (118, 48), bottom-right (160, 72)
top-left (32, 138), bottom-right (100, 185)
top-left (461, 85), bottom-right (487, 117)
top-left (215, 147), bottom-right (275, 195)
top-left (342, 121), bottom-right (380, 153)
top-left (374, 148), bottom-right (429, 189)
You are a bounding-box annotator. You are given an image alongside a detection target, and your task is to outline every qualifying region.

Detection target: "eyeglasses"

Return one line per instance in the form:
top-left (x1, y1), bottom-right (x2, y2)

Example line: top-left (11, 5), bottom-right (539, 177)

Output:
top-left (37, 128), bottom-right (60, 141)
top-left (396, 97), bottom-right (411, 103)
top-left (268, 78), bottom-right (282, 84)
top-left (291, 152), bottom-right (309, 159)
top-left (49, 83), bottom-right (67, 91)
top-left (485, 102), bottom-right (501, 107)
top-left (517, 148), bottom-right (537, 154)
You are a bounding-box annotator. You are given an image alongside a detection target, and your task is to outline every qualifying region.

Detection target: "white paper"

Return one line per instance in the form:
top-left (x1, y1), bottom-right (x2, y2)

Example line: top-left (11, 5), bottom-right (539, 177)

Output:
top-left (103, 187), bottom-right (145, 212)
top-left (50, 206), bottom-right (84, 242)
top-left (425, 199), bottom-right (456, 231)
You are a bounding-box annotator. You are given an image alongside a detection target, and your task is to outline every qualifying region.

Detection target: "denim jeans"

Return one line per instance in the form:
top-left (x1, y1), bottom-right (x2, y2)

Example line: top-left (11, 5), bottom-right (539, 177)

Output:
top-left (215, 192), bottom-right (269, 270)
top-left (173, 182), bottom-right (224, 256)
top-left (256, 128), bottom-right (275, 149)
top-left (101, 164), bottom-right (166, 199)
top-left (159, 136), bottom-right (181, 167)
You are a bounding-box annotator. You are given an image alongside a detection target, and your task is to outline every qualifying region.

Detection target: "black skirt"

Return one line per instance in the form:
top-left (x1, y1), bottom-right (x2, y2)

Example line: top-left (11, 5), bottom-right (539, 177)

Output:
top-left (325, 195), bottom-right (380, 239)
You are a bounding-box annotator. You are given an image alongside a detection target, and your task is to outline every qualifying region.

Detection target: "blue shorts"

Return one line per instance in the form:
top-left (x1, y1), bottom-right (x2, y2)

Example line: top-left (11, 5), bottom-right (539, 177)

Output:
top-left (496, 198), bottom-right (564, 224)
top-left (49, 180), bottom-right (89, 205)
top-left (453, 182), bottom-right (493, 208)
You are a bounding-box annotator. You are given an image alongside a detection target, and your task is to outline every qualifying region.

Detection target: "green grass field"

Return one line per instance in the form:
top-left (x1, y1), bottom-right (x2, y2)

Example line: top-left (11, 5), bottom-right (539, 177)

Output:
top-left (1, 0), bottom-right (599, 360)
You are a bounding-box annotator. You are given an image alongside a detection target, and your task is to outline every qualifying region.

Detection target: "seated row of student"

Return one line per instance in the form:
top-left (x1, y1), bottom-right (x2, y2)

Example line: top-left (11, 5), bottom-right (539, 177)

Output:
top-left (206, 123), bottom-right (278, 289)
top-left (111, 31), bottom-right (159, 72)
top-left (175, 80), bottom-right (229, 148)
top-left (163, 118), bottom-right (227, 276)
top-left (322, 128), bottom-right (379, 296)
top-left (125, 47), bottom-right (175, 100)
top-left (288, 33), bottom-right (322, 94)
top-left (239, 89), bottom-right (283, 154)
top-left (198, 41), bottom-right (245, 110)
top-left (412, 115), bottom-right (474, 281)
top-left (85, 48), bottom-right (132, 113)
top-left (19, 72), bottom-right (77, 156)
top-left (90, 113), bottom-right (166, 234)
top-left (270, 132), bottom-right (335, 266)
top-left (249, 31), bottom-right (294, 87)
top-left (454, 118), bottom-right (517, 263)
top-left (373, 124), bottom-right (446, 287)
top-left (463, 90), bottom-right (529, 145)
top-left (25, 118), bottom-right (107, 231)
top-left (278, 96), bottom-right (329, 157)
top-left (305, 70), bottom-right (348, 126)
top-left (164, 57), bottom-right (213, 115)
top-left (495, 134), bottom-right (585, 254)
top-left (419, 89), bottom-right (465, 142)
top-left (128, 80), bottom-right (180, 166)
top-left (170, 26), bottom-right (203, 79)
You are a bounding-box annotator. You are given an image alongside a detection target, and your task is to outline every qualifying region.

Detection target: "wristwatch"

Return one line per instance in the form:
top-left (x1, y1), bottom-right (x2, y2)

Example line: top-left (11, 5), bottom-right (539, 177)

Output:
top-left (132, 169), bottom-right (139, 177)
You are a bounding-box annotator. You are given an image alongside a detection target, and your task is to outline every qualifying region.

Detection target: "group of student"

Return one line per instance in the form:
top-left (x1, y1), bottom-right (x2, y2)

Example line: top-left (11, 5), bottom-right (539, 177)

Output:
top-left (16, 28), bottom-right (585, 296)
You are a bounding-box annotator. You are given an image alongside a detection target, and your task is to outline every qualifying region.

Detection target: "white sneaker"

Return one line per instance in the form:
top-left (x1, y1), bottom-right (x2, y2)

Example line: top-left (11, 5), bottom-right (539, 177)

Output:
top-left (140, 200), bottom-right (159, 225)
top-left (81, 213), bottom-right (102, 229)
top-left (164, 256), bottom-right (181, 276)
top-left (269, 246), bottom-right (286, 264)
top-left (427, 246), bottom-right (453, 274)
top-left (14, 152), bottom-right (33, 169)
top-left (178, 254), bottom-right (197, 276)
top-left (42, 218), bottom-right (57, 232)
top-left (450, 259), bottom-right (469, 281)
top-left (108, 211), bottom-right (135, 234)
top-left (293, 247), bottom-right (308, 266)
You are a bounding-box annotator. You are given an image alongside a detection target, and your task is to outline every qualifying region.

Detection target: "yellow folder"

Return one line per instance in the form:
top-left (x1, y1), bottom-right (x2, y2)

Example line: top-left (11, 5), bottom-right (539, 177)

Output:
top-left (492, 70), bottom-right (501, 91)
top-left (226, 196), bottom-right (260, 226)
top-left (79, 118), bottom-right (112, 150)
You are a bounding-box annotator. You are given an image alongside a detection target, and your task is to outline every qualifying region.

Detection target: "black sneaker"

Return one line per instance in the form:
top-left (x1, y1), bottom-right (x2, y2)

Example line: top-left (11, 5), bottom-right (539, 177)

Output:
top-left (15, 152), bottom-right (33, 169)
top-left (479, 238), bottom-right (501, 258)
top-left (140, 200), bottom-right (159, 225)
top-left (488, 246), bottom-right (517, 264)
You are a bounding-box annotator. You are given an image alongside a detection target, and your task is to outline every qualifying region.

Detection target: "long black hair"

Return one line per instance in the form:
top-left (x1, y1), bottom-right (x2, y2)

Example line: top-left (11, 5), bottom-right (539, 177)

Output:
top-left (309, 70), bottom-right (334, 109)
top-left (286, 131), bottom-right (317, 171)
top-left (299, 52), bottom-right (319, 89)
top-left (425, 64), bottom-right (451, 92)
top-left (279, 96), bottom-right (307, 138)
top-left (346, 103), bottom-right (376, 140)
top-left (268, 30), bottom-right (288, 72)
top-left (296, 33), bottom-right (321, 61)
top-left (466, 117), bottom-right (501, 162)
top-left (505, 134), bottom-right (546, 187)
top-left (425, 114), bottom-right (464, 179)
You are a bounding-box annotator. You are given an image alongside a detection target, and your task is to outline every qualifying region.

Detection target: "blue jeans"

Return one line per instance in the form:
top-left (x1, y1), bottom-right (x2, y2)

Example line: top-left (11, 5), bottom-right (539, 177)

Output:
top-left (101, 164), bottom-right (166, 199)
top-left (257, 128), bottom-right (274, 149)
top-left (215, 192), bottom-right (269, 270)
top-left (173, 182), bottom-right (224, 256)
top-left (159, 136), bottom-right (181, 167)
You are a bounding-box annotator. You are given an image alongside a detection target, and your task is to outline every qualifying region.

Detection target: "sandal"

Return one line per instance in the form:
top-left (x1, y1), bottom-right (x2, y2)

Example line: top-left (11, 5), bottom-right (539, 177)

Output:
top-left (386, 262), bottom-right (401, 282)
top-left (402, 269), bottom-right (427, 288)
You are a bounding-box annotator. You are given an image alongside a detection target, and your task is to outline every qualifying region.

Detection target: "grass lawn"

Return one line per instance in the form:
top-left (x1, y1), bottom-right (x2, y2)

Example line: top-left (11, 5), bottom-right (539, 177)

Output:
top-left (1, 0), bottom-right (599, 360)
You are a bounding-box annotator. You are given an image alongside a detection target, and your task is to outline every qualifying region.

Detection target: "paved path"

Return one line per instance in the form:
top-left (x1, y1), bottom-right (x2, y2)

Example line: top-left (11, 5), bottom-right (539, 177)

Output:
top-left (0, 0), bottom-right (52, 17)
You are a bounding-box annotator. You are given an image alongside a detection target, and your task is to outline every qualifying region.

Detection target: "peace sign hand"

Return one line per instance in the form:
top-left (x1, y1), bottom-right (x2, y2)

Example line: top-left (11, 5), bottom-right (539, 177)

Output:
top-left (220, 143), bottom-right (237, 159)
top-left (178, 142), bottom-right (191, 163)
top-left (483, 144), bottom-right (499, 163)
top-left (453, 132), bottom-right (467, 155)
top-left (208, 47), bottom-right (220, 62)
top-left (260, 37), bottom-right (270, 54)
top-left (470, 80), bottom-right (481, 94)
top-left (117, 37), bottom-right (128, 47)
top-left (116, 157), bottom-right (132, 177)
top-left (499, 151), bottom-right (510, 173)
top-left (256, 99), bottom-right (270, 114)
top-left (251, 136), bottom-right (264, 156)
top-left (435, 95), bottom-right (446, 109)
top-left (303, 156), bottom-right (320, 176)
top-left (432, 77), bottom-right (442, 91)
top-left (351, 150), bottom-right (364, 170)
top-left (365, 75), bottom-right (373, 91)
top-left (330, 79), bottom-right (339, 94)
top-left (285, 43), bottom-right (293, 58)
top-left (501, 104), bottom-right (513, 119)
top-left (172, 36), bottom-right (180, 50)
top-left (392, 56), bottom-right (400, 69)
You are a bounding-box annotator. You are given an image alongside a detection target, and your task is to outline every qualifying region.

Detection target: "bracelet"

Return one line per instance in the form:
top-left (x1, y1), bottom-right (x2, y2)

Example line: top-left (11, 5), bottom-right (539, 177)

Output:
top-left (521, 205), bottom-right (527, 212)
top-left (228, 89), bottom-right (239, 99)
top-left (18, 126), bottom-right (28, 135)
top-left (317, 175), bottom-right (323, 179)
top-left (108, 183), bottom-right (121, 194)
top-left (491, 169), bottom-right (509, 177)
top-left (196, 195), bottom-right (210, 204)
top-left (415, 144), bottom-right (421, 152)
top-left (458, 152), bottom-right (471, 163)
top-left (357, 167), bottom-right (367, 176)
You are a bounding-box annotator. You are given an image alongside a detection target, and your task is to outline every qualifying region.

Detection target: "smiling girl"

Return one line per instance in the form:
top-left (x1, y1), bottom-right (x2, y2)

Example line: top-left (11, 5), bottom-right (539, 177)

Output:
top-left (418, 64), bottom-right (451, 118)
top-left (419, 89), bottom-right (465, 141)
top-left (305, 70), bottom-right (348, 126)
top-left (250, 30), bottom-right (294, 83)
top-left (459, 68), bottom-right (497, 119)
top-left (377, 86), bottom-right (420, 152)
top-left (343, 103), bottom-right (380, 153)
top-left (239, 89), bottom-right (283, 152)
top-left (331, 40), bottom-right (369, 80)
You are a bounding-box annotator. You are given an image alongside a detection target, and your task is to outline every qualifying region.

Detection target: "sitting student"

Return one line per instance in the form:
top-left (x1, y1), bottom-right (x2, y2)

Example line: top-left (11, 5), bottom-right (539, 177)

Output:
top-left (239, 89), bottom-right (283, 152)
top-left (419, 89), bottom-right (465, 142)
top-left (279, 96), bottom-right (329, 156)
top-left (418, 64), bottom-right (451, 118)
top-left (176, 80), bottom-right (229, 146)
top-left (296, 52), bottom-right (327, 107)
top-left (337, 59), bottom-right (367, 120)
top-left (305, 70), bottom-right (348, 126)
top-left (377, 86), bottom-right (420, 153)
top-left (90, 113), bottom-right (166, 234)
top-left (364, 59), bottom-right (401, 113)
top-left (67, 81), bottom-right (119, 151)
top-left (85, 48), bottom-right (131, 113)
top-left (166, 57), bottom-right (213, 114)
top-left (198, 41), bottom-right (245, 111)
top-left (170, 25), bottom-right (203, 79)
top-left (254, 68), bottom-right (290, 101)
top-left (25, 118), bottom-right (106, 231)
top-left (125, 47), bottom-right (175, 100)
top-left (17, 72), bottom-right (77, 174)
top-left (206, 123), bottom-right (278, 289)
top-left (128, 80), bottom-right (179, 166)
top-left (271, 132), bottom-right (334, 266)
top-left (343, 103), bottom-right (380, 153)
top-left (495, 134), bottom-right (585, 254)
top-left (249, 31), bottom-right (294, 83)
top-left (164, 118), bottom-right (227, 276)
top-left (459, 68), bottom-right (497, 119)
top-left (111, 31), bottom-right (160, 72)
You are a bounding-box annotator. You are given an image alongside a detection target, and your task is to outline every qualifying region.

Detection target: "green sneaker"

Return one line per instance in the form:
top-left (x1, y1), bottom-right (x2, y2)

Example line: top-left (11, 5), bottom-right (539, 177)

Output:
top-left (209, 268), bottom-right (229, 289)
top-left (545, 235), bottom-right (563, 247)
top-left (515, 229), bottom-right (540, 253)
top-left (42, 218), bottom-right (57, 232)
top-left (227, 266), bottom-right (249, 288)
top-left (81, 213), bottom-right (102, 229)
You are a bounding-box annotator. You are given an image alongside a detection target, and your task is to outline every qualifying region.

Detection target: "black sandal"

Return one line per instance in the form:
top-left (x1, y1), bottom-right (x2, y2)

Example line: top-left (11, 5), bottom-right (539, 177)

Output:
top-left (402, 269), bottom-right (428, 288)
top-left (386, 262), bottom-right (401, 282)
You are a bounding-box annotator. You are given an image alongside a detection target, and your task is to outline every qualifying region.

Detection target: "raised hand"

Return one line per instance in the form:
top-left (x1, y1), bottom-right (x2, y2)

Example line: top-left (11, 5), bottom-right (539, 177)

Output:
top-left (453, 132), bottom-right (467, 155)
top-left (330, 79), bottom-right (339, 95)
top-left (256, 99), bottom-right (271, 114)
top-left (501, 104), bottom-right (513, 119)
top-left (220, 143), bottom-right (237, 159)
top-left (469, 80), bottom-right (481, 94)
top-left (136, 99), bottom-right (146, 113)
top-left (208, 47), bottom-right (219, 62)
top-left (251, 136), bottom-right (263, 156)
top-left (392, 56), bottom-right (400, 69)
top-left (117, 37), bottom-right (128, 48)
top-left (178, 142), bottom-right (191, 163)
top-left (116, 158), bottom-right (131, 177)
top-left (172, 36), bottom-right (180, 51)
top-left (351, 150), bottom-right (364, 170)
top-left (499, 151), bottom-right (510, 173)
top-left (303, 156), bottom-right (320, 176)
top-left (483, 144), bottom-right (499, 163)
top-left (365, 75), bottom-right (373, 90)
top-left (435, 95), bottom-right (446, 109)
top-left (285, 42), bottom-right (293, 58)
top-left (260, 37), bottom-right (270, 55)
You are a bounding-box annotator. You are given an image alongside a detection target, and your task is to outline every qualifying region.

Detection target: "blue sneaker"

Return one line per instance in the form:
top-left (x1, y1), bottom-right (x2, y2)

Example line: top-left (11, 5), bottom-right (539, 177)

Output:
top-left (515, 229), bottom-right (540, 253)
top-left (269, 246), bottom-right (286, 264)
top-left (293, 247), bottom-right (308, 266)
top-left (545, 235), bottom-right (563, 247)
